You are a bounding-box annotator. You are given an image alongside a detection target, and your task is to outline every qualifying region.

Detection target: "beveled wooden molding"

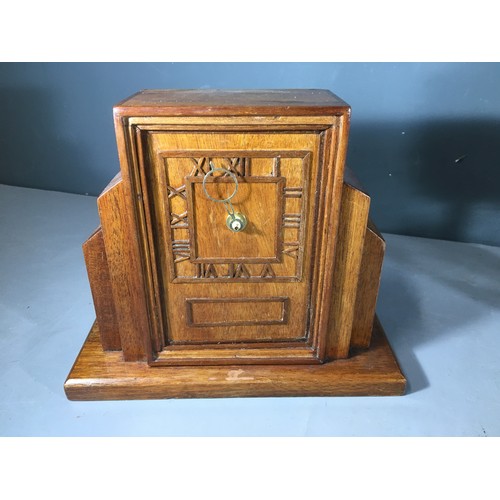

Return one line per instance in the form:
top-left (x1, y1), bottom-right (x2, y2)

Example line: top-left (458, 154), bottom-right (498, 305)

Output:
top-left (64, 317), bottom-right (405, 400)
top-left (154, 346), bottom-right (319, 366)
top-left (126, 124), bottom-right (338, 364)
top-left (114, 89), bottom-right (350, 118)
top-left (158, 149), bottom-right (312, 158)
top-left (312, 114), bottom-right (351, 358)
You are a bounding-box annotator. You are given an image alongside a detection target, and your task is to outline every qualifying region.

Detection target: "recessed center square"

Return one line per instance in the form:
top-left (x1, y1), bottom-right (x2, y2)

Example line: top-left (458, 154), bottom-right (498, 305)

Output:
top-left (187, 176), bottom-right (283, 263)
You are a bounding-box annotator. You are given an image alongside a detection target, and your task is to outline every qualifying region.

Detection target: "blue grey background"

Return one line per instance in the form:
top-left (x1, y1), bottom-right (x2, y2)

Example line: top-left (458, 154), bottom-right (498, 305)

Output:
top-left (1, 62), bottom-right (499, 245)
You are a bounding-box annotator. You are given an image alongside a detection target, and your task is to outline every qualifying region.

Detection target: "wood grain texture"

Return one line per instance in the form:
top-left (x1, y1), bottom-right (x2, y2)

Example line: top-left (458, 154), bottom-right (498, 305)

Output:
top-left (110, 91), bottom-right (351, 365)
top-left (114, 89), bottom-right (349, 117)
top-left (187, 176), bottom-right (284, 264)
top-left (154, 345), bottom-right (319, 366)
top-left (97, 174), bottom-right (151, 362)
top-left (311, 115), bottom-right (351, 359)
top-left (351, 220), bottom-right (386, 349)
top-left (186, 297), bottom-right (288, 328)
top-left (325, 180), bottom-right (370, 359)
top-left (133, 129), bottom-right (336, 363)
top-left (341, 168), bottom-right (385, 350)
top-left (64, 316), bottom-right (406, 400)
top-left (82, 228), bottom-right (121, 350)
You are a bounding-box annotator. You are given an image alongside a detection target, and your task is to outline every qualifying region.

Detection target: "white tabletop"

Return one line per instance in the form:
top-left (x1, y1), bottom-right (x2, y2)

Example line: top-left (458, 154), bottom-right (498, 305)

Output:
top-left (0, 184), bottom-right (498, 436)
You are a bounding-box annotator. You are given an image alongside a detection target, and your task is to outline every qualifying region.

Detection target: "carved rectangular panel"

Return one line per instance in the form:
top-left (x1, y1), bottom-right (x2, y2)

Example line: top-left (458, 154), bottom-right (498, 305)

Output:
top-left (162, 152), bottom-right (309, 282)
top-left (140, 131), bottom-right (329, 355)
top-left (186, 297), bottom-right (288, 327)
top-left (187, 176), bottom-right (283, 263)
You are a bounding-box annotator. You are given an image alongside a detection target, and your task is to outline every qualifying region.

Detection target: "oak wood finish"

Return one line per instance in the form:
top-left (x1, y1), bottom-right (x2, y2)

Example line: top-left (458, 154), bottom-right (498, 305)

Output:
top-left (112, 91), bottom-right (350, 365)
top-left (351, 220), bottom-right (386, 349)
top-left (97, 174), bottom-right (151, 361)
top-left (325, 179), bottom-right (370, 359)
top-left (82, 227), bottom-right (121, 350)
top-left (186, 297), bottom-right (289, 328)
top-left (142, 133), bottom-right (319, 362)
top-left (66, 89), bottom-right (405, 399)
top-left (114, 89), bottom-right (349, 117)
top-left (188, 177), bottom-right (283, 264)
top-left (64, 316), bottom-right (405, 400)
top-left (341, 168), bottom-right (386, 351)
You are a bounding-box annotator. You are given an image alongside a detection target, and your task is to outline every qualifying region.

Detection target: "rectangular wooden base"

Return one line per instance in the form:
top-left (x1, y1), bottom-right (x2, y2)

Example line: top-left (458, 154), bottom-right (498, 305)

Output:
top-left (64, 317), bottom-right (406, 400)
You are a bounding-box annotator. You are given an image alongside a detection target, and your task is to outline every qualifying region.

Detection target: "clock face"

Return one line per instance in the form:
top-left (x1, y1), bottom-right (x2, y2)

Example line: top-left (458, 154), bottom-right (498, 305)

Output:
top-left (188, 174), bottom-right (285, 267)
top-left (132, 124), bottom-right (344, 365)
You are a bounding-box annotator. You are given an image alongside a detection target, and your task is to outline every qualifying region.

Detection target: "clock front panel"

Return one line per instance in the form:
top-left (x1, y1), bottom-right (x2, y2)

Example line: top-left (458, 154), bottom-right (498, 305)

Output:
top-left (143, 132), bottom-right (322, 354)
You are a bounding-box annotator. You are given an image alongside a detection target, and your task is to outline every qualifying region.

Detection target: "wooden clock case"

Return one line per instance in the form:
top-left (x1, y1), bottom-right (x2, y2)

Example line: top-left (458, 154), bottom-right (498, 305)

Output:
top-left (64, 90), bottom-right (406, 400)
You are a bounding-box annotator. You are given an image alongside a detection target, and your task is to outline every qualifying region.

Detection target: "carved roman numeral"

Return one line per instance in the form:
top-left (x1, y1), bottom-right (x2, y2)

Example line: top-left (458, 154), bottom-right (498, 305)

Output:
top-left (284, 187), bottom-right (303, 198)
top-left (196, 263), bottom-right (218, 278)
top-left (272, 157), bottom-right (280, 176)
top-left (283, 213), bottom-right (301, 228)
top-left (260, 263), bottom-right (276, 278)
top-left (172, 240), bottom-right (190, 263)
top-left (283, 242), bottom-right (300, 259)
top-left (190, 157), bottom-right (209, 176)
top-left (222, 157), bottom-right (248, 177)
top-left (170, 211), bottom-right (188, 227)
top-left (241, 157), bottom-right (250, 177)
top-left (227, 263), bottom-right (251, 278)
top-left (167, 184), bottom-right (186, 200)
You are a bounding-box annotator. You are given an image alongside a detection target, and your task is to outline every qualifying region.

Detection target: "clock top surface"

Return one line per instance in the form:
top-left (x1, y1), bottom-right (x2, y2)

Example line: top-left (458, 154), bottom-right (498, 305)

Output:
top-left (114, 89), bottom-right (350, 116)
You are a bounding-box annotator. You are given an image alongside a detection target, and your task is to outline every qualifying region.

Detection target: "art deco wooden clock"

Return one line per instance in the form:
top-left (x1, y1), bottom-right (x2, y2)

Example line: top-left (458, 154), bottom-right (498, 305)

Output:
top-left (64, 89), bottom-right (406, 400)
